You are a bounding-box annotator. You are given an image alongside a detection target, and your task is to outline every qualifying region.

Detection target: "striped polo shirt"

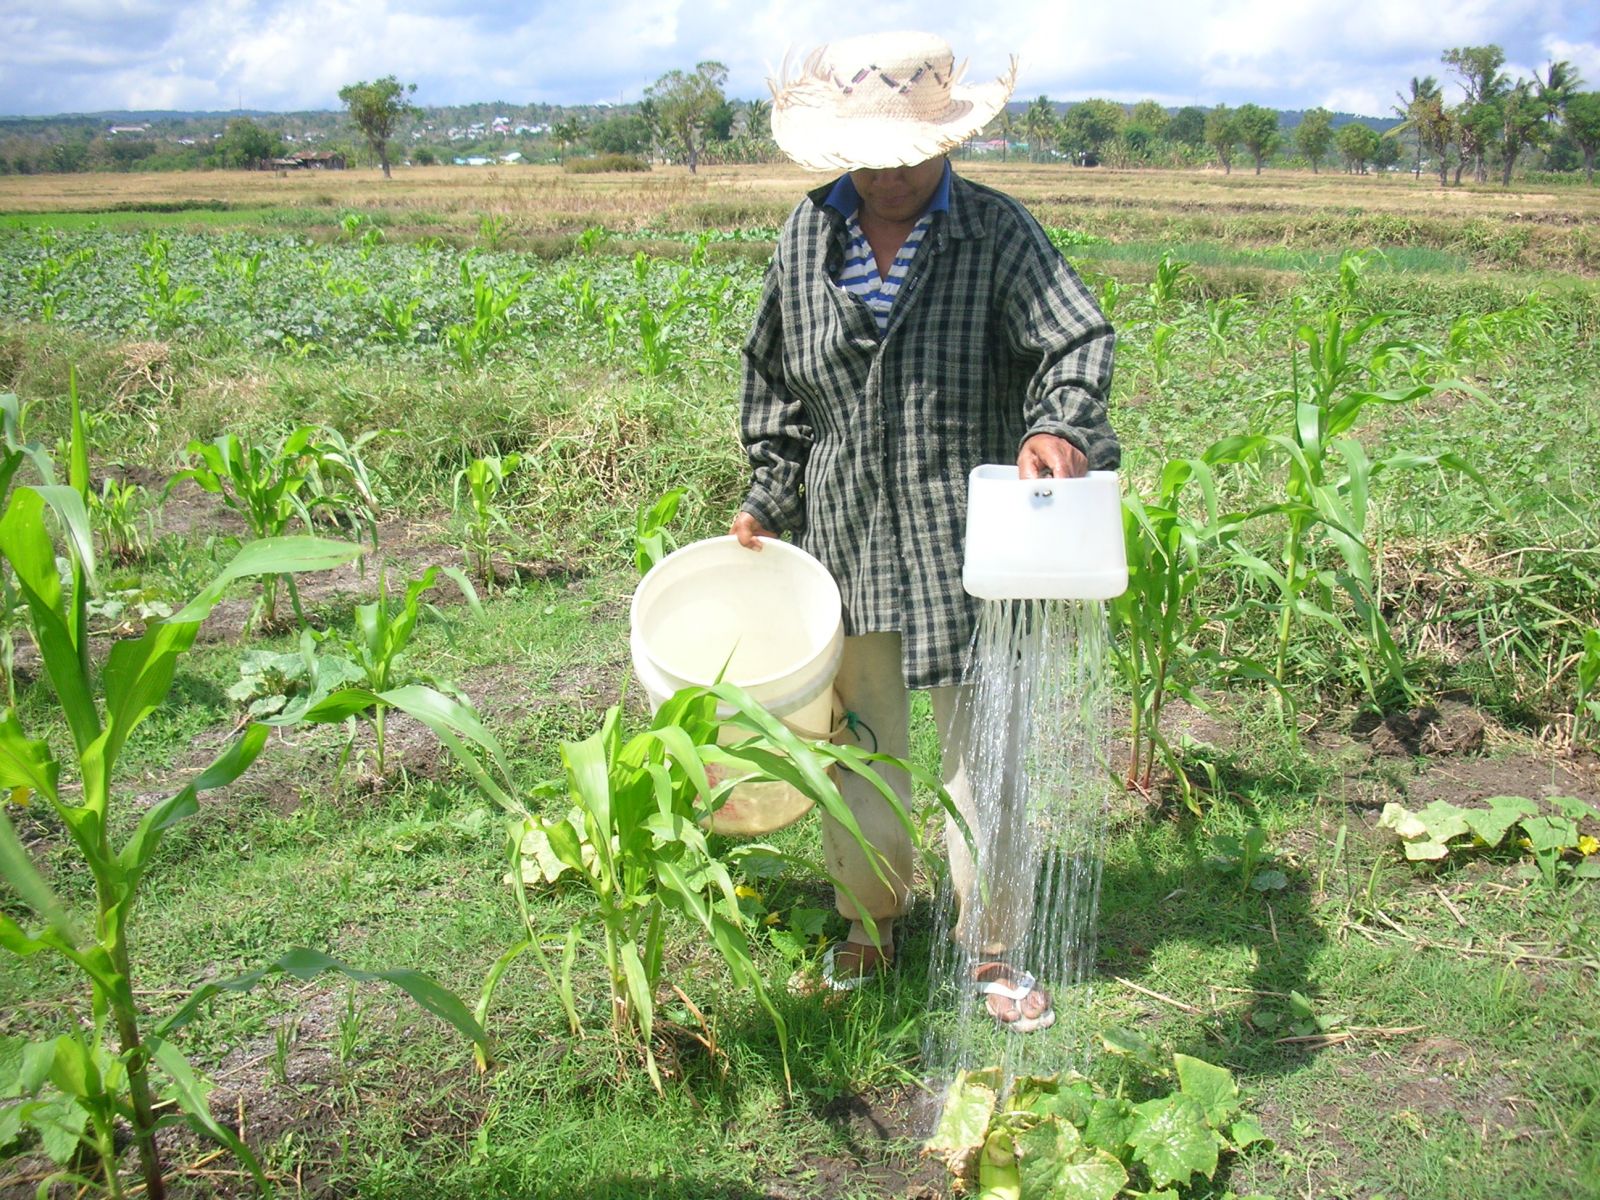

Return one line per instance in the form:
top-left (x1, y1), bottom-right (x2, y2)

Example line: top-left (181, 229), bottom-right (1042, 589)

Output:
top-left (823, 160), bottom-right (952, 335)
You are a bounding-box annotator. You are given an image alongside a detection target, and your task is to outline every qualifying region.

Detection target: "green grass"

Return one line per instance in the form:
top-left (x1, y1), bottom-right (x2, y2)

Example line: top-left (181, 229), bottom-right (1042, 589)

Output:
top-left (0, 206), bottom-right (345, 232)
top-left (1073, 239), bottom-right (1474, 275)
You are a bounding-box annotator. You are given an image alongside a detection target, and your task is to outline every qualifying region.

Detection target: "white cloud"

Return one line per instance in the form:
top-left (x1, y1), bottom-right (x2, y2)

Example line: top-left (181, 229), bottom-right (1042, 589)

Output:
top-left (0, 0), bottom-right (1593, 115)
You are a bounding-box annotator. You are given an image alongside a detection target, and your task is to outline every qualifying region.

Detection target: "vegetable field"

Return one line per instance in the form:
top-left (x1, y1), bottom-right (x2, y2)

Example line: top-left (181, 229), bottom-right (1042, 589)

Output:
top-left (1, 163), bottom-right (1597, 1200)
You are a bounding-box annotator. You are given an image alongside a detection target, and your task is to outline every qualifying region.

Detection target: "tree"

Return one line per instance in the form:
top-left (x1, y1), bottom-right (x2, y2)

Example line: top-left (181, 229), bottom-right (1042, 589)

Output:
top-left (338, 76), bottom-right (418, 179)
top-left (1295, 107), bottom-right (1334, 173)
top-left (1129, 100), bottom-right (1169, 140)
top-left (1059, 98), bottom-right (1124, 162)
top-left (1392, 75), bottom-right (1442, 178)
top-left (1372, 133), bottom-right (1401, 172)
top-left (590, 113), bottom-right (651, 156)
top-left (1234, 103), bottom-right (1280, 174)
top-left (551, 118), bottom-right (584, 162)
top-left (1495, 81), bottom-right (1547, 184)
top-left (1204, 104), bottom-right (1239, 173)
top-left (645, 61), bottom-right (728, 174)
top-left (1443, 46), bottom-right (1508, 182)
top-left (705, 97), bottom-right (736, 143)
top-left (1169, 106), bottom-right (1206, 147)
top-left (1453, 100), bottom-right (1495, 183)
top-left (744, 98), bottom-right (772, 140)
top-left (1535, 59), bottom-right (1583, 126)
top-left (215, 117), bottom-right (281, 168)
top-left (1566, 91), bottom-right (1600, 183)
top-left (1336, 122), bottom-right (1380, 174)
top-left (1023, 96), bottom-right (1059, 162)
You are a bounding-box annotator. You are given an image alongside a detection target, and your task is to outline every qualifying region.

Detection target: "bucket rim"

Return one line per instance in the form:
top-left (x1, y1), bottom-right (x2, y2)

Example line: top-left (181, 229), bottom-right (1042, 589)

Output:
top-left (630, 535), bottom-right (843, 693)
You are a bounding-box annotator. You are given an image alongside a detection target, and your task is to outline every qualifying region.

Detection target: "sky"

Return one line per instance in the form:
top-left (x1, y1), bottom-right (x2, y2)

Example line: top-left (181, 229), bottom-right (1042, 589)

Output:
top-left (1, 0), bottom-right (1597, 120)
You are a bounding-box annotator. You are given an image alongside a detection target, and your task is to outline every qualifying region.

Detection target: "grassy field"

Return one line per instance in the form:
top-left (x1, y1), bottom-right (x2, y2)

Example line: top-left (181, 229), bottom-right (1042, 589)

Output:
top-left (0, 162), bottom-right (1597, 1200)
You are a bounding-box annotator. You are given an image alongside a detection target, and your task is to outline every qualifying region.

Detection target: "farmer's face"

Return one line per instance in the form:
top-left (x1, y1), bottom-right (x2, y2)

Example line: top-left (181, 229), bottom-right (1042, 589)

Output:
top-left (851, 156), bottom-right (945, 224)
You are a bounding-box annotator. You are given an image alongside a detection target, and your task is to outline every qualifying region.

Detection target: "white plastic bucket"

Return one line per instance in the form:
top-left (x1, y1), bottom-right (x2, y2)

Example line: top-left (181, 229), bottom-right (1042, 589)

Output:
top-left (961, 466), bottom-right (1129, 601)
top-left (630, 536), bottom-right (844, 834)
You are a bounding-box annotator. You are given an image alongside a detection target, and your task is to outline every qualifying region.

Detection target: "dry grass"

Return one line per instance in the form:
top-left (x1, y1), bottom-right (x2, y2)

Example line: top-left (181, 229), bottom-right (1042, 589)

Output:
top-left (4, 161), bottom-right (1598, 226)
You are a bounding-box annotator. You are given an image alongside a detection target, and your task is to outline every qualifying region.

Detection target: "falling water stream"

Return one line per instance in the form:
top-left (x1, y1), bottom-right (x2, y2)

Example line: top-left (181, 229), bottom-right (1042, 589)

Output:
top-left (921, 597), bottom-right (1114, 1096)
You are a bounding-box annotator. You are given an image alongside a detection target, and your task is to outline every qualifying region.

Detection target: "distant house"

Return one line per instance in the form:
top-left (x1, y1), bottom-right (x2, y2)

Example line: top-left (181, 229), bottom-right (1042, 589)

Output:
top-left (107, 124), bottom-right (149, 135)
top-left (259, 150), bottom-right (347, 171)
top-left (291, 150), bottom-right (346, 169)
top-left (499, 151), bottom-right (522, 164)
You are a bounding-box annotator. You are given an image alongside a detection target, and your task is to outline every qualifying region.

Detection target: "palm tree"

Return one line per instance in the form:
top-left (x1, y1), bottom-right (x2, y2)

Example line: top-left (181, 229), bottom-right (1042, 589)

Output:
top-left (1392, 75), bottom-right (1442, 179)
top-left (552, 118), bottom-right (583, 163)
top-left (1023, 96), bottom-right (1058, 164)
top-left (1535, 60), bottom-right (1583, 126)
top-left (744, 98), bottom-right (772, 140)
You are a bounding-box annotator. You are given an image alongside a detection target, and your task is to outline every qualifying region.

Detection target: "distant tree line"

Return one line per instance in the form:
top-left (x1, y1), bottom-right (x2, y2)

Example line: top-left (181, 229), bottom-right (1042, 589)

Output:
top-left (5, 44), bottom-right (1598, 184)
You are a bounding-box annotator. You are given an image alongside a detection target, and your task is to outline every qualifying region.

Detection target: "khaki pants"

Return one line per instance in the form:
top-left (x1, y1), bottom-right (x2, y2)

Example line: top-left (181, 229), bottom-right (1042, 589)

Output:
top-left (823, 632), bottom-right (1028, 957)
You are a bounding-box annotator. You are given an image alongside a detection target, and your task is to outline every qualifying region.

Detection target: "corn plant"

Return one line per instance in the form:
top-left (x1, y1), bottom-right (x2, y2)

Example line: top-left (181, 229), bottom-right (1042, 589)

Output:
top-left (477, 213), bottom-right (510, 251)
top-left (634, 292), bottom-right (689, 378)
top-left (1575, 628), bottom-right (1600, 749)
top-left (443, 259), bottom-right (531, 369)
top-left (134, 233), bottom-right (201, 332)
top-left (329, 677), bottom-right (965, 1091)
top-left (300, 425), bottom-right (383, 545)
top-left (317, 564), bottom-right (482, 778)
top-left (89, 476), bottom-right (154, 565)
top-left (634, 488), bottom-right (684, 575)
top-left (1108, 449), bottom-right (1273, 805)
top-left (172, 427), bottom-right (375, 628)
top-left (1232, 309), bottom-right (1481, 698)
top-left (576, 225), bottom-right (607, 255)
top-left (376, 293), bottom-right (425, 343)
top-left (1203, 295), bottom-right (1246, 361)
top-left (1148, 251), bottom-right (1193, 316)
top-left (451, 452), bottom-right (522, 583)
top-left (21, 232), bottom-right (94, 322)
top-left (0, 403), bottom-right (488, 1197)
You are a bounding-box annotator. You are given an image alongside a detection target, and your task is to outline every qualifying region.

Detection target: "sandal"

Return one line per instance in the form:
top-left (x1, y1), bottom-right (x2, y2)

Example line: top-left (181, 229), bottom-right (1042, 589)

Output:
top-left (974, 960), bottom-right (1055, 1033)
top-left (820, 941), bottom-right (894, 992)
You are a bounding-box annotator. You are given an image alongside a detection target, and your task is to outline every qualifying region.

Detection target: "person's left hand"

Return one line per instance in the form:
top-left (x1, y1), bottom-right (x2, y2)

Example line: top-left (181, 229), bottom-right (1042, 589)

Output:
top-left (1018, 434), bottom-right (1087, 479)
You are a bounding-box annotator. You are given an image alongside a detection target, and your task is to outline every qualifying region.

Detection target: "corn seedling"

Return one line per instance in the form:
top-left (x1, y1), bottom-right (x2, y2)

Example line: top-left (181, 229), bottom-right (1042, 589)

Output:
top-left (89, 476), bottom-right (154, 565)
top-left (477, 213), bottom-right (510, 251)
top-left (451, 452), bottom-right (522, 583)
top-left (376, 293), bottom-right (425, 343)
top-left (22, 232), bottom-right (94, 323)
top-left (444, 259), bottom-right (531, 369)
top-left (1108, 449), bottom-right (1271, 804)
top-left (300, 425), bottom-right (384, 546)
top-left (0, 399), bottom-right (487, 1197)
top-left (634, 488), bottom-right (684, 575)
top-left (317, 563), bottom-right (483, 778)
top-left (1228, 308), bottom-right (1482, 699)
top-left (576, 225), bottom-right (607, 255)
top-left (346, 676), bottom-right (967, 1092)
top-left (172, 426), bottom-right (376, 628)
top-left (1575, 628), bottom-right (1600, 749)
top-left (135, 233), bottom-right (202, 332)
top-left (1148, 251), bottom-right (1193, 316)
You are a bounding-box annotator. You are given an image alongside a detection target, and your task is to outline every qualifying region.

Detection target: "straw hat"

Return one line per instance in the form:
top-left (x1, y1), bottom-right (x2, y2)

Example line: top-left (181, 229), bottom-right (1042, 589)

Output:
top-left (770, 31), bottom-right (1019, 172)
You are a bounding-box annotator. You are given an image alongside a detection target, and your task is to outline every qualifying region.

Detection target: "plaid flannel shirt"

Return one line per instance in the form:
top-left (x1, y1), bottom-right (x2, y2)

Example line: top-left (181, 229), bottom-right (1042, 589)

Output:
top-left (739, 171), bottom-right (1118, 689)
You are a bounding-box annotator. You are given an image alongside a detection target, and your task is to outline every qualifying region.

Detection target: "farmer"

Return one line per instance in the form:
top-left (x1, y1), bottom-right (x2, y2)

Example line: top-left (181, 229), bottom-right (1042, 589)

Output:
top-left (731, 31), bottom-right (1118, 1030)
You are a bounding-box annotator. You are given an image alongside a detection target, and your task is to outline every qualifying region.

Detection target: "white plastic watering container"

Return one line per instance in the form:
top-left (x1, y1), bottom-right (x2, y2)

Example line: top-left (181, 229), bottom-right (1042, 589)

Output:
top-left (630, 536), bottom-right (844, 835)
top-left (961, 466), bottom-right (1128, 601)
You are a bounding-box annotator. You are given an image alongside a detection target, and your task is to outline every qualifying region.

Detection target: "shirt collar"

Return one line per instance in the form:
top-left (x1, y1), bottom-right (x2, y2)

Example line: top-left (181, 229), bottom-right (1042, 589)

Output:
top-left (823, 159), bottom-right (952, 219)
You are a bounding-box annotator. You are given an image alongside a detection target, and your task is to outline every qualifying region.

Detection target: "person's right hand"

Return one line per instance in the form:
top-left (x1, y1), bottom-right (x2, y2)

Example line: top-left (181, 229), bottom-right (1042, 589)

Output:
top-left (731, 511), bottom-right (775, 550)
